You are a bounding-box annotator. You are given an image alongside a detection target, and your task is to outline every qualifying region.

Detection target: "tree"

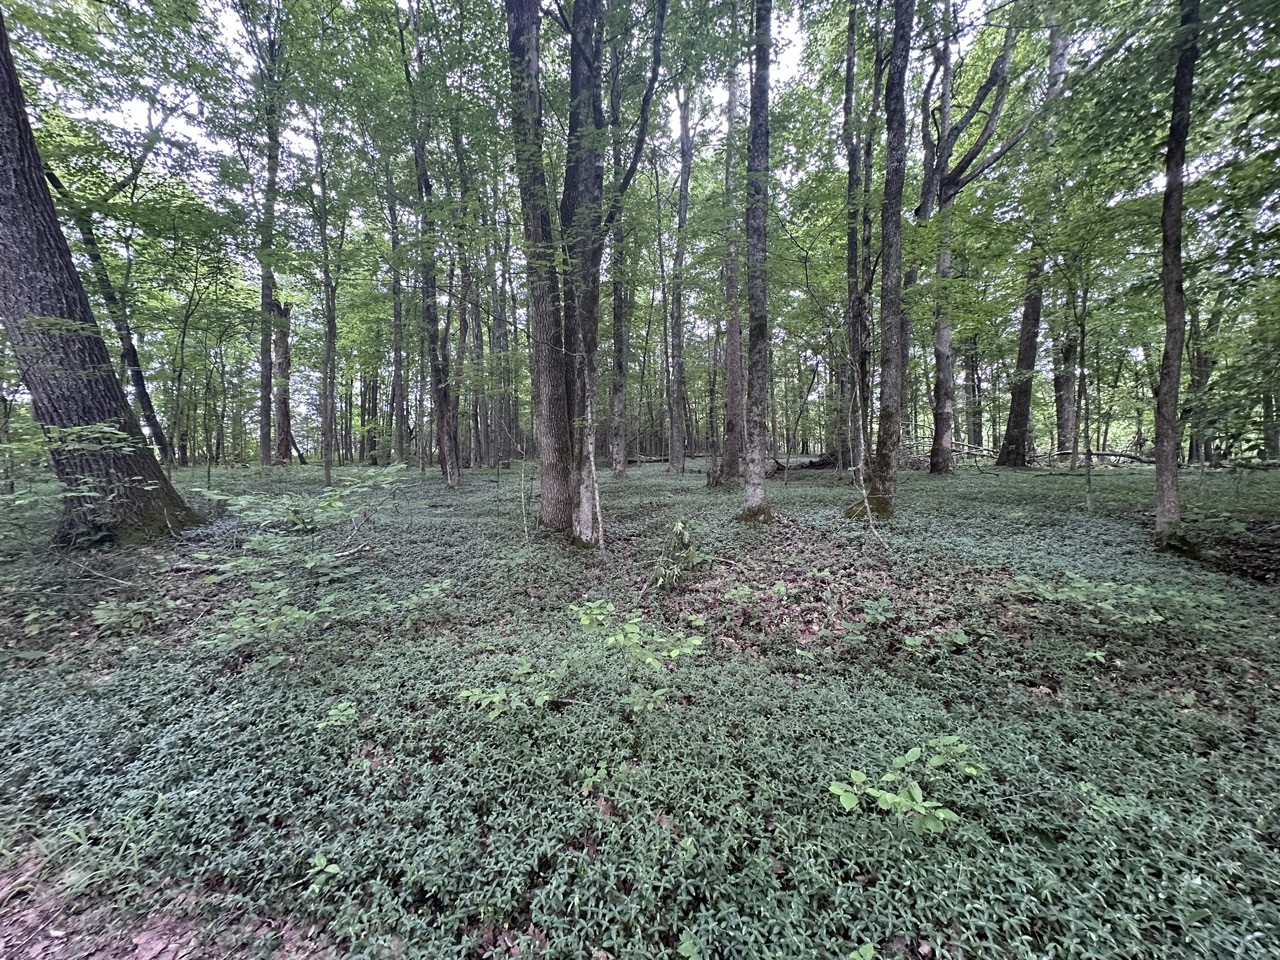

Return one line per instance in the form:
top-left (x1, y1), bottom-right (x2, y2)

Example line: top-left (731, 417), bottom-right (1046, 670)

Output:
top-left (0, 10), bottom-right (199, 545)
top-left (719, 61), bottom-right (745, 484)
top-left (865, 0), bottom-right (913, 516)
top-left (739, 0), bottom-right (771, 520)
top-left (1154, 0), bottom-right (1200, 541)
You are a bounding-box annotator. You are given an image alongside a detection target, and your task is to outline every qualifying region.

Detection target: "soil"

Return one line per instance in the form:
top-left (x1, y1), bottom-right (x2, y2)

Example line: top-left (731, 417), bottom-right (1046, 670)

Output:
top-left (0, 857), bottom-right (335, 960)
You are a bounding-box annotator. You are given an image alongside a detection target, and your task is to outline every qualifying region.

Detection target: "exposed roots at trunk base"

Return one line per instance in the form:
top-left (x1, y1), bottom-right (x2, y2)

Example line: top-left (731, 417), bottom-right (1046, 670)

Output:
top-left (1155, 528), bottom-right (1199, 558)
top-left (857, 493), bottom-right (895, 520)
top-left (55, 501), bottom-right (205, 549)
top-left (734, 504), bottom-right (774, 523)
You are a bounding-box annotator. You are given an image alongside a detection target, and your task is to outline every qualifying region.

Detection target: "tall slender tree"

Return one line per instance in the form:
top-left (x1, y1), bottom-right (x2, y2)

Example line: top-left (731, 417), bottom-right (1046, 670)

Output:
top-left (1154, 0), bottom-right (1200, 541)
top-left (739, 0), bottom-right (771, 519)
top-left (866, 0), bottom-right (913, 516)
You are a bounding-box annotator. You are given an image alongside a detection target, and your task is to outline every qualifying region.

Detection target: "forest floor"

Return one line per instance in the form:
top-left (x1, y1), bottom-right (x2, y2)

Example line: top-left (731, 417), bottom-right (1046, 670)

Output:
top-left (1, 462), bottom-right (1278, 960)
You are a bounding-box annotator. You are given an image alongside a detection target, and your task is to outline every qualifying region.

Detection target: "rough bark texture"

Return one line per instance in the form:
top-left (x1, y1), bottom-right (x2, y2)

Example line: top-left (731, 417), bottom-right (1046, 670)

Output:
top-left (1155, 0), bottom-right (1200, 540)
top-left (996, 260), bottom-right (1045, 467)
top-left (271, 304), bottom-right (293, 465)
top-left (720, 66), bottom-right (745, 483)
top-left (505, 0), bottom-right (573, 529)
top-left (740, 0), bottom-right (771, 520)
top-left (0, 11), bottom-right (200, 546)
top-left (1053, 334), bottom-right (1078, 460)
top-left (866, 0), bottom-right (913, 516)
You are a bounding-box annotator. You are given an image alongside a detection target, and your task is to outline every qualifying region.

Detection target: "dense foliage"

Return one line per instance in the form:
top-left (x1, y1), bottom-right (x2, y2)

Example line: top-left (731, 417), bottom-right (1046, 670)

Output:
top-left (2, 465), bottom-right (1278, 957)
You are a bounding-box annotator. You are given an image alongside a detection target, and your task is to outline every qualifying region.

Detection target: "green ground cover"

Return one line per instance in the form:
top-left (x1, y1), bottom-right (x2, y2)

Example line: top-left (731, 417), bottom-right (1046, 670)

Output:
top-left (1, 465), bottom-right (1278, 959)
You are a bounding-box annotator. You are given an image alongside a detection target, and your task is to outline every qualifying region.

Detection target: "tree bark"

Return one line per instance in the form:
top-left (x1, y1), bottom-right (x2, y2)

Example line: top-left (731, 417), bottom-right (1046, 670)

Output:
top-left (842, 0), bottom-right (868, 476)
top-left (505, 0), bottom-right (574, 528)
top-left (1155, 0), bottom-right (1200, 540)
top-left (741, 0), bottom-right (772, 519)
top-left (866, 0), bottom-right (913, 516)
top-left (0, 11), bottom-right (200, 545)
top-left (668, 88), bottom-right (692, 474)
top-left (387, 164), bottom-right (408, 463)
top-left (720, 63), bottom-right (745, 484)
top-left (1053, 333), bottom-right (1078, 461)
top-left (996, 259), bottom-right (1045, 466)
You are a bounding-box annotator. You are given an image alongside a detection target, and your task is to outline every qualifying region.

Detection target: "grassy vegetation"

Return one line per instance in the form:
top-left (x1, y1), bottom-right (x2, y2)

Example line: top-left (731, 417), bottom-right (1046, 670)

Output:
top-left (1, 464), bottom-right (1278, 959)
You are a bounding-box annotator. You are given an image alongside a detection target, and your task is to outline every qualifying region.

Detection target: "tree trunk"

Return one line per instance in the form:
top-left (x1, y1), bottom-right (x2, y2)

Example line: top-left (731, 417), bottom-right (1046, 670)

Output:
top-left (387, 166), bottom-right (408, 463)
top-left (1053, 334), bottom-right (1078, 461)
top-left (1155, 0), bottom-right (1200, 540)
top-left (272, 303), bottom-right (293, 465)
top-left (721, 63), bottom-right (745, 483)
top-left (741, 0), bottom-right (772, 520)
top-left (842, 0), bottom-right (868, 476)
top-left (254, 33), bottom-right (285, 469)
top-left (996, 259), bottom-right (1045, 467)
top-left (964, 335), bottom-right (982, 449)
top-left (0, 11), bottom-right (200, 545)
top-left (866, 0), bottom-right (913, 516)
top-left (668, 89), bottom-right (692, 474)
top-left (1263, 391), bottom-right (1279, 461)
top-left (505, 0), bottom-right (574, 529)
top-left (929, 211), bottom-right (956, 473)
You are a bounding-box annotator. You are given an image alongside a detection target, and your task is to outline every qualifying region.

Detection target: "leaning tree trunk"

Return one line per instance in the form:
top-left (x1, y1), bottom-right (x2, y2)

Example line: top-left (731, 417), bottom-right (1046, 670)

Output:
top-left (866, 0), bottom-right (914, 516)
top-left (1154, 0), bottom-right (1200, 541)
top-left (740, 0), bottom-right (772, 520)
top-left (996, 259), bottom-right (1045, 466)
top-left (0, 11), bottom-right (200, 546)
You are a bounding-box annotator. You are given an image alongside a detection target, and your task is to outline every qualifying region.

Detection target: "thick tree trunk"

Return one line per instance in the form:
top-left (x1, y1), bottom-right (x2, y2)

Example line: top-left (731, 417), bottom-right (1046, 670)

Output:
top-left (866, 0), bottom-right (913, 516)
top-left (996, 260), bottom-right (1045, 466)
top-left (741, 0), bottom-right (772, 519)
top-left (0, 11), bottom-right (200, 545)
top-left (668, 89), bottom-right (692, 474)
top-left (505, 0), bottom-right (574, 529)
top-left (720, 65), bottom-right (745, 484)
top-left (1155, 0), bottom-right (1200, 540)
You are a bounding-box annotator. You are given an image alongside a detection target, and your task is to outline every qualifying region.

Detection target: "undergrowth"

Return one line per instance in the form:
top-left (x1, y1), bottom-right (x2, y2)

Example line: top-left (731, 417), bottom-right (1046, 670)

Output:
top-left (1, 464), bottom-right (1278, 959)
